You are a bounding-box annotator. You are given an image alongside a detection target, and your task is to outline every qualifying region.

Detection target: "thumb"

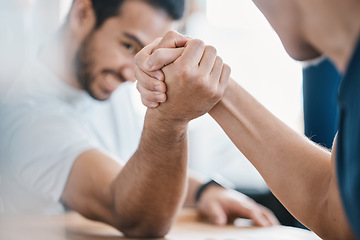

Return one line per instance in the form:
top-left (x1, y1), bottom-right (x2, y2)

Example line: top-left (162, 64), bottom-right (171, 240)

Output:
top-left (147, 47), bottom-right (185, 71)
top-left (153, 30), bottom-right (189, 52)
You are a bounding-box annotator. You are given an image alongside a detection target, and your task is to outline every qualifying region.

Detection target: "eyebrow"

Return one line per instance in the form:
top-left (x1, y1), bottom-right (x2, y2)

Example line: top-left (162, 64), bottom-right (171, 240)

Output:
top-left (123, 32), bottom-right (145, 49)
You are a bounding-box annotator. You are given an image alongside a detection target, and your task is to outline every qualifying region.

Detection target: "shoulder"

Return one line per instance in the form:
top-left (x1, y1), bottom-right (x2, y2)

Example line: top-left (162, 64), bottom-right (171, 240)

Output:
top-left (1, 100), bottom-right (97, 168)
top-left (2, 57), bottom-right (76, 107)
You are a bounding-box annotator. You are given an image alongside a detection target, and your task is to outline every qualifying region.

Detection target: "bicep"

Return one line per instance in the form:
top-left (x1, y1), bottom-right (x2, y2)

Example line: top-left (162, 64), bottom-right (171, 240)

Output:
top-left (61, 149), bottom-right (123, 226)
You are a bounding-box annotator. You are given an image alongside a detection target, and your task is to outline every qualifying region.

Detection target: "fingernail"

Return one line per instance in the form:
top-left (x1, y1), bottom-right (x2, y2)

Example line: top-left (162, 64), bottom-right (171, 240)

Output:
top-left (154, 72), bottom-right (162, 81)
top-left (156, 94), bottom-right (165, 102)
top-left (149, 102), bottom-right (158, 108)
top-left (146, 59), bottom-right (153, 70)
top-left (155, 84), bottom-right (163, 92)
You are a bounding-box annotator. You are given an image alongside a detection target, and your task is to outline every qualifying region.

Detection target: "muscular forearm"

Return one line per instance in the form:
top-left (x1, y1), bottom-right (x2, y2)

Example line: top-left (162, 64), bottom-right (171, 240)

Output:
top-left (209, 79), bottom-right (352, 239)
top-left (110, 108), bottom-right (189, 238)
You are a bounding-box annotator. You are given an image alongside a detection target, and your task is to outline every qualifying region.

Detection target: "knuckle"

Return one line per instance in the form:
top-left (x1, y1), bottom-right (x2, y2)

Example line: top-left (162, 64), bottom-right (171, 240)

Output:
top-left (150, 94), bottom-right (158, 102)
top-left (208, 85), bottom-right (219, 98)
top-left (154, 37), bottom-right (162, 43)
top-left (152, 48), bottom-right (163, 58)
top-left (149, 53), bottom-right (159, 66)
top-left (135, 72), bottom-right (145, 85)
top-left (151, 49), bottom-right (166, 65)
top-left (152, 37), bottom-right (163, 47)
top-left (205, 45), bottom-right (217, 56)
top-left (211, 86), bottom-right (220, 96)
top-left (138, 77), bottom-right (153, 90)
top-left (161, 30), bottom-right (181, 45)
top-left (165, 30), bottom-right (178, 38)
top-left (143, 79), bottom-right (152, 90)
top-left (216, 56), bottom-right (223, 65)
top-left (190, 39), bottom-right (205, 48)
top-left (142, 98), bottom-right (151, 107)
top-left (223, 63), bottom-right (231, 75)
top-left (197, 75), bottom-right (208, 87)
top-left (143, 90), bottom-right (156, 102)
top-left (196, 78), bottom-right (213, 94)
top-left (209, 88), bottom-right (218, 99)
top-left (249, 211), bottom-right (258, 219)
top-left (180, 65), bottom-right (192, 78)
top-left (148, 101), bottom-right (158, 108)
top-left (150, 79), bottom-right (158, 90)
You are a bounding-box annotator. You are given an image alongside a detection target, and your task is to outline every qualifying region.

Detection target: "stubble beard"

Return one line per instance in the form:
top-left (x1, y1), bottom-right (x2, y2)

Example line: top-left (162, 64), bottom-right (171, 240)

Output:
top-left (73, 31), bottom-right (101, 101)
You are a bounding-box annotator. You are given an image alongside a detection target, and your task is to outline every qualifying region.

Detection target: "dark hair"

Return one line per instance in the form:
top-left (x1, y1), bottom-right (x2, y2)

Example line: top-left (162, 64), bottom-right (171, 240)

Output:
top-left (90, 0), bottom-right (185, 28)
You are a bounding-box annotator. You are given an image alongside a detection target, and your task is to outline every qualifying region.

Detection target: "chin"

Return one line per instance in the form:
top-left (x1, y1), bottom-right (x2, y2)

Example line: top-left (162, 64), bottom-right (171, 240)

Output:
top-left (96, 93), bottom-right (112, 101)
top-left (96, 96), bottom-right (111, 101)
top-left (88, 89), bottom-right (112, 101)
top-left (282, 41), bottom-right (322, 61)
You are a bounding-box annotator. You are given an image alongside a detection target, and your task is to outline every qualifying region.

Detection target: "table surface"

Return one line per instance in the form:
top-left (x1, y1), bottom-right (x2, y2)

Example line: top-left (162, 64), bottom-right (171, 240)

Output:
top-left (0, 208), bottom-right (322, 240)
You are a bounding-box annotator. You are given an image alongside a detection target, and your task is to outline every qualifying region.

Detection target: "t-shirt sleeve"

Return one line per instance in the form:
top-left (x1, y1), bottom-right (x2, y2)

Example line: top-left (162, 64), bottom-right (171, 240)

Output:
top-left (3, 104), bottom-right (99, 206)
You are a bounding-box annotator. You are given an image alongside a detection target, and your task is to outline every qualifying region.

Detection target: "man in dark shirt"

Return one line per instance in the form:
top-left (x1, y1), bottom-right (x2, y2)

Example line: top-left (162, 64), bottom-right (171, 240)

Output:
top-left (337, 38), bottom-right (360, 239)
top-left (135, 0), bottom-right (360, 239)
top-left (303, 58), bottom-right (342, 149)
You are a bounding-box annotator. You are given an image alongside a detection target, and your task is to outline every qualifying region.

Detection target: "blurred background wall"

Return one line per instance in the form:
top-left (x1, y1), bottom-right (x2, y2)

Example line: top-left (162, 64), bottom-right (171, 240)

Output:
top-left (0, 0), bottom-right (305, 226)
top-left (183, 0), bottom-right (303, 191)
top-left (0, 0), bottom-right (72, 98)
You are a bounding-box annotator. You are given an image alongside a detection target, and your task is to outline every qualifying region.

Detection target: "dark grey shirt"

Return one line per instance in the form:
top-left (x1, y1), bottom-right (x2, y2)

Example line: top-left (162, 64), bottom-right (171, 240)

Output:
top-left (337, 37), bottom-right (360, 238)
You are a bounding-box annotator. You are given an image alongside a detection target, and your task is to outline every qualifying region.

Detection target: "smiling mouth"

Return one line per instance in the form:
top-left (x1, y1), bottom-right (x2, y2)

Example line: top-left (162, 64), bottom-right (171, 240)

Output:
top-left (102, 71), bottom-right (125, 93)
top-left (103, 70), bottom-right (126, 82)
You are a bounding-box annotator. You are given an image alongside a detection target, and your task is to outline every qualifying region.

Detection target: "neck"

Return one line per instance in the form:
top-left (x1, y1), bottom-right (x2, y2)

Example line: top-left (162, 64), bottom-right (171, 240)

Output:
top-left (326, 18), bottom-right (360, 73)
top-left (299, 0), bottom-right (360, 73)
top-left (38, 26), bottom-right (82, 89)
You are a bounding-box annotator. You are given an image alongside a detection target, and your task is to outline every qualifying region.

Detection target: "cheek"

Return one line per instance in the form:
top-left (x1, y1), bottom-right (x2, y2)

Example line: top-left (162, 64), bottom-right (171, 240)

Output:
top-left (87, 35), bottom-right (119, 70)
top-left (94, 45), bottom-right (124, 70)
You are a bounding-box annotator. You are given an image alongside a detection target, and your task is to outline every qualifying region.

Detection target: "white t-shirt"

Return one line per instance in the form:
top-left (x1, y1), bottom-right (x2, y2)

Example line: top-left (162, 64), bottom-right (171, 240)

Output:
top-left (0, 58), bottom-right (145, 214)
top-left (0, 57), bottom-right (267, 214)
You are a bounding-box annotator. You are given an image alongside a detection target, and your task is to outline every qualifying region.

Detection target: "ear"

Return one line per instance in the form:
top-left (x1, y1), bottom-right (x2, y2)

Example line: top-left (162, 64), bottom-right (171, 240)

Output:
top-left (68, 0), bottom-right (96, 40)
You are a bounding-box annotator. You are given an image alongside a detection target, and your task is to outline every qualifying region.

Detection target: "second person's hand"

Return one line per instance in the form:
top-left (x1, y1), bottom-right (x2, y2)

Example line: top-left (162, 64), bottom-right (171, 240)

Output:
top-left (135, 31), bottom-right (189, 108)
top-left (135, 30), bottom-right (231, 114)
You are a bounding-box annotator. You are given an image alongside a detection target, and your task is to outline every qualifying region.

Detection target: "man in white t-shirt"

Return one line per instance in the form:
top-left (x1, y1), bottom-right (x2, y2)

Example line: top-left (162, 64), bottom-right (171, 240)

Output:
top-left (0, 0), bottom-right (278, 237)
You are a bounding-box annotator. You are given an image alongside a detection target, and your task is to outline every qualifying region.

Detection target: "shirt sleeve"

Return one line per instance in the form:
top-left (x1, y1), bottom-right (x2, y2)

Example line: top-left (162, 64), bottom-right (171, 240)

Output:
top-left (2, 102), bottom-right (99, 208)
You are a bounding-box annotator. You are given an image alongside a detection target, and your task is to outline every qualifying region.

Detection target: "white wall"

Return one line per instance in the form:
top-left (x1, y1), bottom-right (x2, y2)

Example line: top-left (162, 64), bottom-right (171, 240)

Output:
top-left (0, 0), bottom-right (67, 97)
top-left (186, 0), bottom-right (303, 191)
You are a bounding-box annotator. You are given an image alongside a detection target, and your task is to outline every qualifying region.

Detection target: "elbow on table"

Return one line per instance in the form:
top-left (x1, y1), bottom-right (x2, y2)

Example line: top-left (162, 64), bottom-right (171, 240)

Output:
top-left (116, 219), bottom-right (171, 238)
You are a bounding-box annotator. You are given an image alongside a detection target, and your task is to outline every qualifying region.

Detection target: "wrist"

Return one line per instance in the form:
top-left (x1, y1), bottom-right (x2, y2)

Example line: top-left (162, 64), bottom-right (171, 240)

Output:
top-left (195, 174), bottom-right (236, 203)
top-left (146, 107), bottom-right (188, 129)
top-left (148, 105), bottom-right (189, 124)
top-left (144, 108), bottom-right (189, 145)
top-left (209, 78), bottom-right (237, 115)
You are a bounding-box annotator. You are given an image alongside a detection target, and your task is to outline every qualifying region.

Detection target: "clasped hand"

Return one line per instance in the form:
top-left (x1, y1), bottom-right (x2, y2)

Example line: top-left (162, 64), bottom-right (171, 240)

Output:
top-left (134, 31), bottom-right (279, 227)
top-left (134, 31), bottom-right (231, 123)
